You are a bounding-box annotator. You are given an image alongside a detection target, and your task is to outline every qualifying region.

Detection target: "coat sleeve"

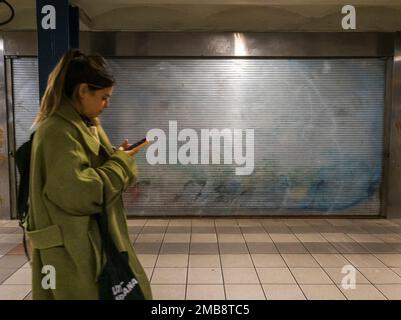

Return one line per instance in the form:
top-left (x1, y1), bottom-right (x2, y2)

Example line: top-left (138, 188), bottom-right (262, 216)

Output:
top-left (43, 129), bottom-right (137, 216)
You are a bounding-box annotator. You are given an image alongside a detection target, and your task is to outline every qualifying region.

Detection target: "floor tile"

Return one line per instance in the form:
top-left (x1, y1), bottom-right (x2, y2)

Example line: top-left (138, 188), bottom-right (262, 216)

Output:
top-left (216, 226), bottom-right (242, 234)
top-left (330, 242), bottom-right (369, 254)
top-left (189, 254), bottom-right (221, 268)
top-left (140, 226), bottom-right (167, 235)
top-left (263, 284), bottom-right (306, 300)
top-left (321, 233), bottom-right (354, 242)
top-left (276, 243), bottom-right (308, 254)
top-left (323, 267), bottom-right (370, 285)
top-left (217, 234), bottom-right (245, 243)
top-left (392, 268), bottom-right (401, 277)
top-left (303, 242), bottom-right (339, 254)
top-left (187, 268), bottom-right (223, 284)
top-left (191, 227), bottom-right (215, 234)
top-left (343, 254), bottom-right (387, 268)
top-left (304, 219), bottom-right (332, 226)
top-left (295, 234), bottom-right (328, 243)
top-left (137, 254), bottom-right (158, 268)
top-left (358, 268), bottom-right (401, 284)
top-left (347, 234), bottom-right (384, 243)
top-left (338, 284), bottom-right (387, 300)
top-left (152, 284), bottom-right (186, 300)
top-left (240, 226), bottom-right (266, 234)
top-left (144, 267), bottom-right (153, 280)
top-left (166, 226), bottom-right (192, 234)
top-left (126, 219), bottom-right (147, 227)
top-left (186, 285), bottom-right (225, 300)
top-left (219, 243), bottom-right (248, 254)
top-left (215, 219), bottom-right (238, 227)
top-left (269, 234), bottom-right (300, 243)
top-left (243, 234), bottom-right (272, 242)
top-left (247, 242), bottom-right (278, 254)
top-left (223, 268), bottom-right (259, 284)
top-left (373, 234), bottom-right (401, 243)
top-left (312, 254), bottom-right (350, 267)
top-left (290, 268), bottom-right (333, 284)
top-left (251, 254), bottom-right (287, 267)
top-left (237, 220), bottom-right (262, 227)
top-left (156, 254), bottom-right (189, 268)
top-left (135, 234), bottom-right (164, 243)
top-left (281, 254), bottom-right (320, 267)
top-left (23, 291), bottom-right (32, 300)
top-left (0, 256), bottom-right (27, 269)
top-left (2, 268), bottom-right (31, 285)
top-left (260, 221), bottom-right (287, 228)
top-left (133, 243), bottom-right (161, 254)
top-left (0, 234), bottom-right (22, 244)
top-left (225, 284), bottom-right (265, 300)
top-left (0, 227), bottom-right (20, 234)
top-left (361, 243), bottom-right (401, 254)
top-left (374, 254), bottom-right (401, 267)
top-left (375, 284), bottom-right (401, 300)
top-left (191, 219), bottom-right (215, 227)
top-left (160, 243), bottom-right (190, 254)
top-left (168, 219), bottom-right (192, 227)
top-left (256, 268), bottom-right (296, 284)
top-left (145, 219), bottom-right (169, 227)
top-left (0, 285), bottom-right (31, 300)
top-left (283, 219), bottom-right (309, 227)
top-left (151, 268), bottom-right (187, 284)
top-left (129, 234), bottom-right (138, 242)
top-left (0, 244), bottom-right (19, 255)
top-left (0, 269), bottom-right (17, 284)
top-left (127, 226), bottom-right (142, 234)
top-left (301, 284), bottom-right (346, 300)
top-left (1, 221), bottom-right (19, 227)
top-left (265, 226), bottom-right (292, 233)
top-left (163, 233), bottom-right (191, 243)
top-left (221, 254), bottom-right (254, 267)
top-left (191, 233), bottom-right (217, 243)
top-left (190, 243), bottom-right (219, 255)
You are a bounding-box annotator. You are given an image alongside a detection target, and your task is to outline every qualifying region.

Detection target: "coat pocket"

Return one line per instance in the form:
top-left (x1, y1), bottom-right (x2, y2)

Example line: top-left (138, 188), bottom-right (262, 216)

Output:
top-left (88, 229), bottom-right (102, 279)
top-left (26, 224), bottom-right (64, 249)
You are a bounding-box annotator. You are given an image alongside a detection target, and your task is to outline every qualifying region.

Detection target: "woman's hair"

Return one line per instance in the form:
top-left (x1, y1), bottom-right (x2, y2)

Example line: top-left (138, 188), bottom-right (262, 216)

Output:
top-left (32, 49), bottom-right (115, 128)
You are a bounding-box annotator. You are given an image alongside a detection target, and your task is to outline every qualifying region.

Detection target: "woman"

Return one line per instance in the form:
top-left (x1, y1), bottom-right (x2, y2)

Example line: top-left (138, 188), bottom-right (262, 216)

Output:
top-left (26, 49), bottom-right (152, 300)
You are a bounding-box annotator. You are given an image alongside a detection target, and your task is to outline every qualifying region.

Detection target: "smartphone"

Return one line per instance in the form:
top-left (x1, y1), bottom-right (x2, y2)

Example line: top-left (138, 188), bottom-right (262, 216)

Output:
top-left (126, 138), bottom-right (149, 151)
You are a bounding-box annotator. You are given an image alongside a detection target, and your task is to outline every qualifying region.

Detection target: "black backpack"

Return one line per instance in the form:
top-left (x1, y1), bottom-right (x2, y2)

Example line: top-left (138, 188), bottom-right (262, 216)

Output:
top-left (15, 131), bottom-right (35, 260)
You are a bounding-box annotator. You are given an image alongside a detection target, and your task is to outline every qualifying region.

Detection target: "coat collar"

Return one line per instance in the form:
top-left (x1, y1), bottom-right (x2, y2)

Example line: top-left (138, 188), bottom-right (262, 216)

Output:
top-left (55, 102), bottom-right (101, 156)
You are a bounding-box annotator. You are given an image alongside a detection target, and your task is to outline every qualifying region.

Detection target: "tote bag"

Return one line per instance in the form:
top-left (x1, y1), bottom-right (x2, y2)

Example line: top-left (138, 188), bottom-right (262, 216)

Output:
top-left (96, 192), bottom-right (145, 300)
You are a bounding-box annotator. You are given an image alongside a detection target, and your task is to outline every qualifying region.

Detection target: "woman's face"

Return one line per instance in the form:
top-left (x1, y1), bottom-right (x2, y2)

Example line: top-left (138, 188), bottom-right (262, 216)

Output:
top-left (77, 84), bottom-right (113, 118)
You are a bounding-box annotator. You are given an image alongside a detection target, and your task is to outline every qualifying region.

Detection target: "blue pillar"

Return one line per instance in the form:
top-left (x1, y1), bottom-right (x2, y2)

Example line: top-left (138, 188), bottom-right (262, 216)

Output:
top-left (69, 5), bottom-right (80, 49)
top-left (36, 0), bottom-right (79, 98)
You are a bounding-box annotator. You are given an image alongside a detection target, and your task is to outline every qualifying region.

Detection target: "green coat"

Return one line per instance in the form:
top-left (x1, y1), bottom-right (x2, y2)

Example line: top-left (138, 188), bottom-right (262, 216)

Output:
top-left (26, 102), bottom-right (152, 300)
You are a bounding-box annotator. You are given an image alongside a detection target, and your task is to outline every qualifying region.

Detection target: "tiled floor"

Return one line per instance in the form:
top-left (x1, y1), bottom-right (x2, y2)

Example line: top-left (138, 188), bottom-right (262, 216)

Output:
top-left (1, 217), bottom-right (401, 300)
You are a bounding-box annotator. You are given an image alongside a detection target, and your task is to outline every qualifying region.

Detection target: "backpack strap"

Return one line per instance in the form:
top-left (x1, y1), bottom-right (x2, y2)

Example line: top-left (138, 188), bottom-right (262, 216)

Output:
top-left (15, 131), bottom-right (35, 261)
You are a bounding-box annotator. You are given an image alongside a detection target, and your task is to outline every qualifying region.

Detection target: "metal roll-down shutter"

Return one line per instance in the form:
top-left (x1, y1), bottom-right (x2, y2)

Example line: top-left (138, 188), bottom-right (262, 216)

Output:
top-left (12, 58), bottom-right (386, 216)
